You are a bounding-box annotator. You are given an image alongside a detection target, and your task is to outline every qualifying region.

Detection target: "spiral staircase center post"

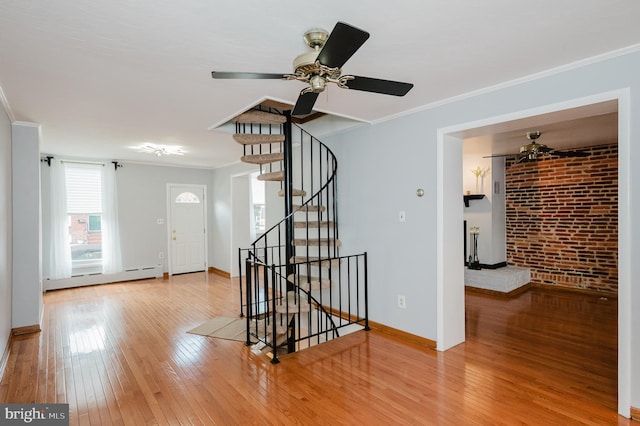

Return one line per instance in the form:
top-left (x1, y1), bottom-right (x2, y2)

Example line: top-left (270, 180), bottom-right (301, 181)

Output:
top-left (283, 111), bottom-right (295, 281)
top-left (283, 111), bottom-right (297, 353)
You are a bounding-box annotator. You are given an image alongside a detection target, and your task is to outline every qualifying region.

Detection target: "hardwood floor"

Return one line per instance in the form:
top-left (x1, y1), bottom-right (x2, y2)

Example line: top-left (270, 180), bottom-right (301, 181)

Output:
top-left (0, 273), bottom-right (634, 425)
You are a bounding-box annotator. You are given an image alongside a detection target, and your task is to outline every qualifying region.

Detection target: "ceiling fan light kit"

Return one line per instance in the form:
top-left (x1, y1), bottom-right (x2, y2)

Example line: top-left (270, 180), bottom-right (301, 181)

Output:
top-left (211, 22), bottom-right (414, 116)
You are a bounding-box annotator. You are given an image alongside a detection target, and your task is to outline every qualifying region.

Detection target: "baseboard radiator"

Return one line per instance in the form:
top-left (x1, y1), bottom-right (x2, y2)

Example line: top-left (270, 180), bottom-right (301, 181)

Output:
top-left (44, 265), bottom-right (163, 291)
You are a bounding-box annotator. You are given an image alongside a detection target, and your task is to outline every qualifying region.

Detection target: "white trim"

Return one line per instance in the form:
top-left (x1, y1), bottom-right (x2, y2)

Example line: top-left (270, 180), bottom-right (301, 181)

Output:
top-left (207, 96), bottom-right (292, 131)
top-left (116, 159), bottom-right (217, 170)
top-left (44, 266), bottom-right (163, 291)
top-left (616, 89), bottom-right (631, 418)
top-left (230, 171), bottom-right (251, 276)
top-left (0, 85), bottom-right (15, 122)
top-left (437, 88), bottom-right (631, 417)
top-left (436, 133), bottom-right (466, 350)
top-left (372, 43), bottom-right (640, 126)
top-left (11, 121), bottom-right (40, 128)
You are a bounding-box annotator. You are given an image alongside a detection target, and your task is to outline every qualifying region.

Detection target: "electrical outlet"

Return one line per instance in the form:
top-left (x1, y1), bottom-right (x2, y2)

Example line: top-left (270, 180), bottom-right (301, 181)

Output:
top-left (397, 295), bottom-right (406, 309)
top-left (399, 211), bottom-right (406, 222)
top-left (158, 252), bottom-right (165, 259)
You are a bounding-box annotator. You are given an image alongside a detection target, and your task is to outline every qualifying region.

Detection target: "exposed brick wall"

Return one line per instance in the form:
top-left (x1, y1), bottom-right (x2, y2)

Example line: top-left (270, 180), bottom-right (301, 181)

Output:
top-left (505, 144), bottom-right (618, 293)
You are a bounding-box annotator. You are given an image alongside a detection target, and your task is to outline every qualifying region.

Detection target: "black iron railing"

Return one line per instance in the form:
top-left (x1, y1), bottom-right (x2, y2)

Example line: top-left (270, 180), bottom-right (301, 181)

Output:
top-left (244, 252), bottom-right (369, 364)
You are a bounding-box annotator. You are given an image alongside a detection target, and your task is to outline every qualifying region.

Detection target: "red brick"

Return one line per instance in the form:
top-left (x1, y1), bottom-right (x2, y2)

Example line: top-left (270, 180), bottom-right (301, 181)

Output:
top-left (505, 144), bottom-right (618, 293)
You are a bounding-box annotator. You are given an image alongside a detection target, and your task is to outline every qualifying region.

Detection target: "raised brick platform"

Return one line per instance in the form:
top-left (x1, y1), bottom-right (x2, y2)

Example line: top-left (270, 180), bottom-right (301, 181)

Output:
top-left (465, 266), bottom-right (531, 294)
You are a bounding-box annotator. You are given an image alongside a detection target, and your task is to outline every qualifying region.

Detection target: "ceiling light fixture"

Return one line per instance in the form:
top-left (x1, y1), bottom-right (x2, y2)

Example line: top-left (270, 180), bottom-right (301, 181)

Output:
top-left (134, 143), bottom-right (185, 157)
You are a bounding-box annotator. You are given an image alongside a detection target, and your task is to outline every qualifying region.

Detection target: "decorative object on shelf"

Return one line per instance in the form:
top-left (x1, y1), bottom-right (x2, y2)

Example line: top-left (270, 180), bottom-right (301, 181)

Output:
top-left (468, 226), bottom-right (481, 270)
top-left (470, 166), bottom-right (490, 193)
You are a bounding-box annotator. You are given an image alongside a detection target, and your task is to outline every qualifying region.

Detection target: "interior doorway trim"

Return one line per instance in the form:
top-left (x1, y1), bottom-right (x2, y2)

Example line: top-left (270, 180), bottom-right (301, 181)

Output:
top-left (436, 88), bottom-right (631, 417)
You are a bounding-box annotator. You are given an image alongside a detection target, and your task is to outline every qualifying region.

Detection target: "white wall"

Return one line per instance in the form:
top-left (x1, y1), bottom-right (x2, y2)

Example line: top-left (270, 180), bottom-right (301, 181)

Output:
top-left (11, 122), bottom-right (42, 329)
top-left (490, 158), bottom-right (506, 263)
top-left (461, 153), bottom-right (506, 265)
top-left (325, 112), bottom-right (437, 337)
top-left (230, 174), bottom-right (251, 276)
top-left (115, 163), bottom-right (213, 273)
top-left (323, 49), bottom-right (640, 411)
top-left (209, 161), bottom-right (256, 273)
top-left (0, 105), bottom-right (12, 355)
top-left (40, 161), bottom-right (214, 277)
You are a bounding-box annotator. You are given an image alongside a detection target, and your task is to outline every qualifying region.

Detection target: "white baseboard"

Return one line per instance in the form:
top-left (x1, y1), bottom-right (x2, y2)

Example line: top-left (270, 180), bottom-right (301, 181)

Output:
top-left (44, 265), bottom-right (163, 291)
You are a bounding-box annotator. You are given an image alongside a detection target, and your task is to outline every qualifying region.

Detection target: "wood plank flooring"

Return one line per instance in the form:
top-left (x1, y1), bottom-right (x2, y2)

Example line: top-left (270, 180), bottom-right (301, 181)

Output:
top-left (0, 272), bottom-right (634, 425)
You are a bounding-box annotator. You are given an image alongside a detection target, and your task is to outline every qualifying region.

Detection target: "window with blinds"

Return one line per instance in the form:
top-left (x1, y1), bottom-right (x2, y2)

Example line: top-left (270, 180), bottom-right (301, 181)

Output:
top-left (65, 164), bottom-right (103, 275)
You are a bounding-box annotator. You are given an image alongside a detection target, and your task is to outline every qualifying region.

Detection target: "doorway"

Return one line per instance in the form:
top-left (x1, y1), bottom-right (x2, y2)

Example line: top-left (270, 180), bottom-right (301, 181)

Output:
top-left (168, 184), bottom-right (207, 275)
top-left (437, 90), bottom-right (631, 417)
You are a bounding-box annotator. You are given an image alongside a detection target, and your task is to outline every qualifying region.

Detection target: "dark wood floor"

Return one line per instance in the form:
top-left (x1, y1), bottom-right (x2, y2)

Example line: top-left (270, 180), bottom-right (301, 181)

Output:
top-left (0, 272), bottom-right (633, 425)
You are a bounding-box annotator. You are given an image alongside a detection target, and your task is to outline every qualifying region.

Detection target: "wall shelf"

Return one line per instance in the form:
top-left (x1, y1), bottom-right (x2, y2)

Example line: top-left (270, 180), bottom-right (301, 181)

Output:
top-left (464, 194), bottom-right (485, 207)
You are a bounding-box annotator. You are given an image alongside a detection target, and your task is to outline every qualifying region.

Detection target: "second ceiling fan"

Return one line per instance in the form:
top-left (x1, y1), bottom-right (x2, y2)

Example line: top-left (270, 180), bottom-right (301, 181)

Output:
top-left (484, 131), bottom-right (590, 163)
top-left (211, 22), bottom-right (413, 116)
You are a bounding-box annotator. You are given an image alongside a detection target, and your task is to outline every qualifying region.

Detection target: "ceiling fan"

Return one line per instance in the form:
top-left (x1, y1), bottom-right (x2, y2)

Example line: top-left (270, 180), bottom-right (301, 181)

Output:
top-left (211, 22), bottom-right (414, 116)
top-left (484, 131), bottom-right (590, 163)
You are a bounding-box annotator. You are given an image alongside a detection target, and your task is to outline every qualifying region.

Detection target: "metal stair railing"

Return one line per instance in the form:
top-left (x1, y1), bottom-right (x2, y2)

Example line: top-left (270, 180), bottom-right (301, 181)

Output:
top-left (244, 252), bottom-right (369, 364)
top-left (236, 106), bottom-right (368, 362)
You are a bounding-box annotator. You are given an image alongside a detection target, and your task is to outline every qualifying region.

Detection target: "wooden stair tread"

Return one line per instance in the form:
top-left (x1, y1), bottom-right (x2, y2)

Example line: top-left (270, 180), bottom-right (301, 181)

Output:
top-left (275, 292), bottom-right (310, 313)
top-left (278, 189), bottom-right (306, 197)
top-left (259, 99), bottom-right (295, 111)
top-left (290, 256), bottom-right (341, 267)
top-left (293, 205), bottom-right (326, 212)
top-left (287, 274), bottom-right (333, 290)
top-left (294, 221), bottom-right (335, 228)
top-left (257, 171), bottom-right (284, 182)
top-left (233, 133), bottom-right (285, 145)
top-left (293, 238), bottom-right (342, 247)
top-left (234, 110), bottom-right (287, 124)
top-left (241, 153), bottom-right (284, 165)
top-left (254, 315), bottom-right (293, 336)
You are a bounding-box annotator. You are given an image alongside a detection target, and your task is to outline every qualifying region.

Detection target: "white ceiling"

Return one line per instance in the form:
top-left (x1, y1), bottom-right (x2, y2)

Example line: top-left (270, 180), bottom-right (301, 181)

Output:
top-left (1, 1), bottom-right (638, 168)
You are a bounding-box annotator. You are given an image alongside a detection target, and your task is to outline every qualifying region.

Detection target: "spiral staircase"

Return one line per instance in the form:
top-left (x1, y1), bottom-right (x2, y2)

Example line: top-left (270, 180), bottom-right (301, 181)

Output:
top-left (235, 104), bottom-right (369, 363)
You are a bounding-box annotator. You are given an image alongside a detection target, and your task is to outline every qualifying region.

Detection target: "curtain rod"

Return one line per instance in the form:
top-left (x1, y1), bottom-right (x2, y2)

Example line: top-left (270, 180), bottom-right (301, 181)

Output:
top-left (61, 160), bottom-right (105, 166)
top-left (41, 157), bottom-right (123, 170)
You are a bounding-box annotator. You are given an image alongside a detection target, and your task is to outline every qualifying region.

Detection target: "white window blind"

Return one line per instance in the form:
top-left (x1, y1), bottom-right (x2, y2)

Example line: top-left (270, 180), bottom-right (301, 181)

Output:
top-left (65, 164), bottom-right (102, 214)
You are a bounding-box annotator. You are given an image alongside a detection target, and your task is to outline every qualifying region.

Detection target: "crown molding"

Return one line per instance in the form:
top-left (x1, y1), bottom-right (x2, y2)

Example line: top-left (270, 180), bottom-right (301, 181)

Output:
top-left (0, 85), bottom-right (15, 122)
top-left (12, 121), bottom-right (41, 128)
top-left (372, 42), bottom-right (640, 126)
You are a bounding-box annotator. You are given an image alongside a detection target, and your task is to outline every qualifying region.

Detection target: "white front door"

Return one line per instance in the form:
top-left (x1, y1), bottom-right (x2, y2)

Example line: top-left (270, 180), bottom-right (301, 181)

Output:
top-left (169, 185), bottom-right (206, 275)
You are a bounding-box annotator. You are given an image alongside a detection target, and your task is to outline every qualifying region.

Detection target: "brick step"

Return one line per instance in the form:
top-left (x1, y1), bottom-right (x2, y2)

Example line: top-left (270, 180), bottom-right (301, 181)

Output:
top-left (287, 274), bottom-right (333, 291)
top-left (241, 153), bottom-right (284, 165)
top-left (233, 133), bottom-right (285, 145)
top-left (257, 171), bottom-right (284, 182)
top-left (233, 110), bottom-right (287, 125)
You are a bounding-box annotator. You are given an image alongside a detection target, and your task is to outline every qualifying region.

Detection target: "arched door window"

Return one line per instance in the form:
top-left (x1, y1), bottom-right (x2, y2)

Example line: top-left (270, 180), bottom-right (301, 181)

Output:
top-left (175, 192), bottom-right (200, 204)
